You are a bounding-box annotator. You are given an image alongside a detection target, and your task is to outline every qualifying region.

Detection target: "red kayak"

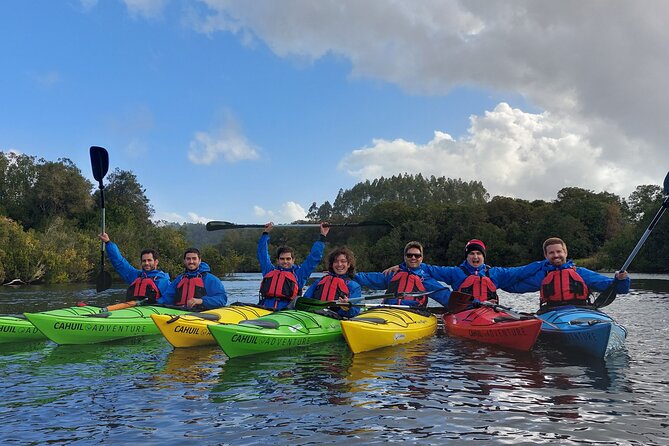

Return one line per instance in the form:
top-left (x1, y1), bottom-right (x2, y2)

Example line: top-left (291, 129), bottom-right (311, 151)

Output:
top-left (443, 304), bottom-right (542, 351)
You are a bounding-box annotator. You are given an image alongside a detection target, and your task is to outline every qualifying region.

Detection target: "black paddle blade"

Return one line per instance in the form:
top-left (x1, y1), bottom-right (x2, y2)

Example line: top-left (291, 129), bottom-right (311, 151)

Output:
top-left (90, 146), bottom-right (109, 183)
top-left (593, 282), bottom-right (617, 309)
top-left (96, 271), bottom-right (112, 293)
top-left (664, 171), bottom-right (669, 194)
top-left (447, 291), bottom-right (475, 313)
top-left (206, 221), bottom-right (241, 231)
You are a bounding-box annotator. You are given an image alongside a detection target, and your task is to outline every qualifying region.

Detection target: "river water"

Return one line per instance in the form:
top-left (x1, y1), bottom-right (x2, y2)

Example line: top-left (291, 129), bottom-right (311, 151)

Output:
top-left (0, 273), bottom-right (667, 445)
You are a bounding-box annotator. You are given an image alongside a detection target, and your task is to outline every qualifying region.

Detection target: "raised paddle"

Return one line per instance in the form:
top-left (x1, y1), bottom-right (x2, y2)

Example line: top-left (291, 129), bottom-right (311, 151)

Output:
top-left (594, 171), bottom-right (669, 309)
top-left (205, 220), bottom-right (394, 231)
top-left (90, 146), bottom-right (112, 292)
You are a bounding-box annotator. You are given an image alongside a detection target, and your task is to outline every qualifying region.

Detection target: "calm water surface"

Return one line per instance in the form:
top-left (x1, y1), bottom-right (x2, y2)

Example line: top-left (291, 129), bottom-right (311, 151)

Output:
top-left (0, 273), bottom-right (667, 445)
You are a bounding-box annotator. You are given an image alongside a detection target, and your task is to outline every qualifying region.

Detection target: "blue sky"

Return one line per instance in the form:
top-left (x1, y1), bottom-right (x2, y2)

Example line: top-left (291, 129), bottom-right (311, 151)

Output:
top-left (2, 1), bottom-right (668, 224)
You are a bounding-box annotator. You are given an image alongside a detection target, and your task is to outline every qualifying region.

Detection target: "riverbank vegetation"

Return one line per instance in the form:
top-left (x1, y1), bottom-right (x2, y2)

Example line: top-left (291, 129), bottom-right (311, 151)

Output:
top-left (1, 151), bottom-right (667, 284)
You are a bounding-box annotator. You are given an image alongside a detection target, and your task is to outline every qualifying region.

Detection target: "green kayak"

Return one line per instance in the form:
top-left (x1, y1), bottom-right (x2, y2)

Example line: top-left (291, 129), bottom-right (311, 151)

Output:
top-left (24, 305), bottom-right (190, 345)
top-left (0, 314), bottom-right (46, 343)
top-left (208, 309), bottom-right (343, 358)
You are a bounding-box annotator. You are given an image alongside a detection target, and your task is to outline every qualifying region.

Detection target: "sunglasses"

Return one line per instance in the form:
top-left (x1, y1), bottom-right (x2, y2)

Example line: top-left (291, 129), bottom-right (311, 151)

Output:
top-left (405, 253), bottom-right (422, 259)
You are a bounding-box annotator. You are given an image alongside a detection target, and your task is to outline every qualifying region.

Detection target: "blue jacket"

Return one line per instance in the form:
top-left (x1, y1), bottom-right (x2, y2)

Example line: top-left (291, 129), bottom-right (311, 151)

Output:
top-left (421, 260), bottom-right (527, 292)
top-left (354, 263), bottom-right (451, 307)
top-left (303, 273), bottom-right (362, 318)
top-left (105, 241), bottom-right (170, 296)
top-left (503, 259), bottom-right (631, 297)
top-left (257, 233), bottom-right (325, 310)
top-left (160, 262), bottom-right (227, 309)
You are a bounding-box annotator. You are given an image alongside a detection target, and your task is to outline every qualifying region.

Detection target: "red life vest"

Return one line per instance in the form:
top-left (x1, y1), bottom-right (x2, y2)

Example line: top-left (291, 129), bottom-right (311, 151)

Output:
top-left (386, 271), bottom-right (427, 306)
top-left (259, 269), bottom-right (299, 300)
top-left (311, 275), bottom-right (350, 301)
top-left (457, 266), bottom-right (498, 302)
top-left (126, 274), bottom-right (161, 301)
top-left (175, 273), bottom-right (207, 306)
top-left (540, 267), bottom-right (589, 306)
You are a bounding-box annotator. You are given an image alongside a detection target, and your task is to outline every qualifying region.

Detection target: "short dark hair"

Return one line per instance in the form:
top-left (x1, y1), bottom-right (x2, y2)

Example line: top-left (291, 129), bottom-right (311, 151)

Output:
top-left (327, 247), bottom-right (356, 278)
top-left (183, 247), bottom-right (201, 259)
top-left (404, 241), bottom-right (424, 255)
top-left (542, 237), bottom-right (566, 254)
top-left (140, 249), bottom-right (159, 260)
top-left (276, 246), bottom-right (295, 259)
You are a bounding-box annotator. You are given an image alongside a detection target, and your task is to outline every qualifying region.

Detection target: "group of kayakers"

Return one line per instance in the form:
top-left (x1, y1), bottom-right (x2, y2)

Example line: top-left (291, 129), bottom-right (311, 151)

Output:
top-left (100, 223), bottom-right (631, 315)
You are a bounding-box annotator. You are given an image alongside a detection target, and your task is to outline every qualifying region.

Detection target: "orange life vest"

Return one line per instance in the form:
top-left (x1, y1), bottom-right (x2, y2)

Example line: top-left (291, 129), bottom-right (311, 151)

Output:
top-left (126, 274), bottom-right (161, 301)
top-left (175, 273), bottom-right (207, 306)
top-left (540, 267), bottom-right (589, 306)
top-left (311, 275), bottom-right (350, 301)
top-left (457, 266), bottom-right (498, 302)
top-left (386, 271), bottom-right (427, 306)
top-left (259, 269), bottom-right (299, 300)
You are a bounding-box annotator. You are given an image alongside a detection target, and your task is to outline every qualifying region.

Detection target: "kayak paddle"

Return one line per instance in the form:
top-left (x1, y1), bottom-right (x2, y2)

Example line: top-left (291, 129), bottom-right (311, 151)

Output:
top-left (594, 171), bottom-right (669, 309)
top-left (90, 146), bottom-right (112, 293)
top-left (205, 220), bottom-right (394, 231)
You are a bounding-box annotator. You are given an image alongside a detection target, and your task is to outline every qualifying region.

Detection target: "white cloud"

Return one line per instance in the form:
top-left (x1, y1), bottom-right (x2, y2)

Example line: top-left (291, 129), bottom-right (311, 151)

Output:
top-left (123, 0), bottom-right (166, 19)
top-left (188, 111), bottom-right (260, 165)
top-left (340, 103), bottom-right (650, 200)
top-left (189, 1), bottom-right (669, 190)
top-left (153, 211), bottom-right (212, 224)
top-left (253, 201), bottom-right (306, 224)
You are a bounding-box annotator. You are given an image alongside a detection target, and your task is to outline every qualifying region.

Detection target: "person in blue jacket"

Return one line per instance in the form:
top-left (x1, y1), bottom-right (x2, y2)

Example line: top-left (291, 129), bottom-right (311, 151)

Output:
top-left (160, 248), bottom-right (227, 310)
top-left (304, 246), bottom-right (361, 318)
top-left (418, 239), bottom-right (530, 304)
top-left (98, 232), bottom-right (170, 303)
top-left (354, 241), bottom-right (450, 307)
top-left (503, 237), bottom-right (630, 310)
top-left (257, 221), bottom-right (329, 310)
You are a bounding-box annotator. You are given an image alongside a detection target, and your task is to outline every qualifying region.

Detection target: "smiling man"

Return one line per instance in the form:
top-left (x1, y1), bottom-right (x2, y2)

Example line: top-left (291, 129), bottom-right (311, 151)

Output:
top-left (98, 232), bottom-right (170, 303)
top-left (257, 221), bottom-right (329, 310)
top-left (354, 241), bottom-right (451, 307)
top-left (503, 237), bottom-right (630, 309)
top-left (161, 248), bottom-right (227, 310)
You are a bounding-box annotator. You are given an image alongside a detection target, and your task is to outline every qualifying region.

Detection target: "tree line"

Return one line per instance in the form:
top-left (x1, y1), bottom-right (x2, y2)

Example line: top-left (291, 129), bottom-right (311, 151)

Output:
top-left (0, 151), bottom-right (667, 285)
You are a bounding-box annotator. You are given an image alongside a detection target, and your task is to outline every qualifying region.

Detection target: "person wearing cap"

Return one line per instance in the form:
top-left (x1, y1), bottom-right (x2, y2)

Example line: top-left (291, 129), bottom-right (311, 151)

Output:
top-left (413, 239), bottom-right (527, 304)
top-left (502, 237), bottom-right (630, 309)
top-left (353, 241), bottom-right (451, 307)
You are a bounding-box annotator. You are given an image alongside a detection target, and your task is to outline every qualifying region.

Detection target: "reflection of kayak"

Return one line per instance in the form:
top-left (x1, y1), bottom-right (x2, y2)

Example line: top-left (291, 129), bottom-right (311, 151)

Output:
top-left (208, 310), bottom-right (343, 358)
top-left (24, 306), bottom-right (190, 345)
top-left (537, 305), bottom-right (627, 359)
top-left (341, 307), bottom-right (437, 354)
top-left (151, 304), bottom-right (272, 348)
top-left (0, 314), bottom-right (46, 343)
top-left (443, 306), bottom-right (542, 351)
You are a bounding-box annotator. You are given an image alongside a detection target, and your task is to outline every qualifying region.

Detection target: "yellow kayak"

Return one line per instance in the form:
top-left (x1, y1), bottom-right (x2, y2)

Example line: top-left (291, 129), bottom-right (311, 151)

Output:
top-left (150, 304), bottom-right (272, 348)
top-left (340, 307), bottom-right (437, 353)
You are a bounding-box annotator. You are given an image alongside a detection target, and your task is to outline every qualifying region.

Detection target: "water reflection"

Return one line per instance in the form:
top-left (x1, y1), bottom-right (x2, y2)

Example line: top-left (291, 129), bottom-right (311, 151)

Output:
top-left (212, 341), bottom-right (353, 405)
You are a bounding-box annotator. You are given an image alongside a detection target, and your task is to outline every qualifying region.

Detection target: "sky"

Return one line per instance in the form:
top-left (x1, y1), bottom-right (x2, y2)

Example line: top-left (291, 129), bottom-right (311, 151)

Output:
top-left (2, 1), bottom-right (668, 224)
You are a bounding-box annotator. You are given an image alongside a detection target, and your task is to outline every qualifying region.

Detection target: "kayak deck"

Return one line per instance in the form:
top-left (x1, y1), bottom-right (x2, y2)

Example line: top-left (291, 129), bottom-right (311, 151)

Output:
top-left (151, 304), bottom-right (272, 348)
top-left (24, 305), bottom-right (190, 345)
top-left (443, 306), bottom-right (542, 351)
top-left (0, 314), bottom-right (47, 343)
top-left (537, 306), bottom-right (627, 359)
top-left (341, 307), bottom-right (437, 354)
top-left (208, 309), bottom-right (343, 358)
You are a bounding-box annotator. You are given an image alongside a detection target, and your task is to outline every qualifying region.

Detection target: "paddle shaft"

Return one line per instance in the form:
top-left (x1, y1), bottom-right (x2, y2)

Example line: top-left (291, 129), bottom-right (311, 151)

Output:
top-left (206, 220), bottom-right (392, 231)
top-left (619, 195), bottom-right (669, 272)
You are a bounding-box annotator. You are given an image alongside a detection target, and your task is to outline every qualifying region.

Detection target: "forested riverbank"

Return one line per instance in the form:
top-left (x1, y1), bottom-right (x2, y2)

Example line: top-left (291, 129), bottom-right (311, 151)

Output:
top-left (1, 151), bottom-right (668, 285)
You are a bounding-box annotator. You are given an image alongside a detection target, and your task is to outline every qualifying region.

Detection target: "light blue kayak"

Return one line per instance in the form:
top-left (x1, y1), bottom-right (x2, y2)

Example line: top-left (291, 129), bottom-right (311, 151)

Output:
top-left (537, 305), bottom-right (627, 359)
